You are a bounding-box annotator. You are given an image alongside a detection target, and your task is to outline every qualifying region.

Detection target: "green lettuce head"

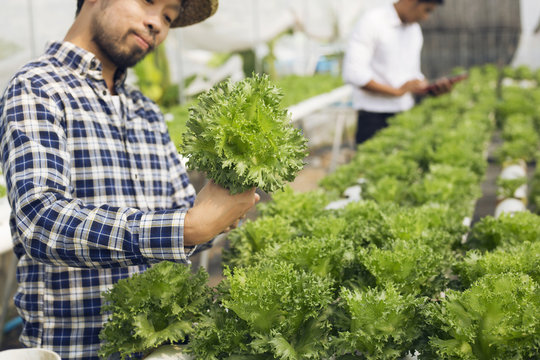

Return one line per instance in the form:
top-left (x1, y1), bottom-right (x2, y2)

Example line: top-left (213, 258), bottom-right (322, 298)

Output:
top-left (181, 74), bottom-right (308, 194)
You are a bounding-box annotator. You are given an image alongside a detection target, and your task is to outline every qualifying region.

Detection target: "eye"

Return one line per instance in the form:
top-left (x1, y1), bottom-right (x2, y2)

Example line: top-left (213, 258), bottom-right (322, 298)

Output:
top-left (144, 0), bottom-right (154, 4)
top-left (164, 14), bottom-right (172, 24)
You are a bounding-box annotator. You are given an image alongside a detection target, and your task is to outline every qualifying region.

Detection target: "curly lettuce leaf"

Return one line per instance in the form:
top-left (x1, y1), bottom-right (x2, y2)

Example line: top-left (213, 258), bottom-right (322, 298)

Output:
top-left (222, 215), bottom-right (296, 269)
top-left (180, 74), bottom-right (308, 194)
top-left (190, 262), bottom-right (334, 359)
top-left (422, 273), bottom-right (540, 360)
top-left (358, 239), bottom-right (452, 297)
top-left (334, 285), bottom-right (423, 360)
top-left (99, 262), bottom-right (212, 359)
top-left (467, 211), bottom-right (540, 251)
top-left (456, 241), bottom-right (540, 287)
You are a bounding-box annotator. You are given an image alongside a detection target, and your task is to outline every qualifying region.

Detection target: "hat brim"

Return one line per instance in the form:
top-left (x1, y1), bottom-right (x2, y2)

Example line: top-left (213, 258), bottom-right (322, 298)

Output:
top-left (172, 0), bottom-right (218, 27)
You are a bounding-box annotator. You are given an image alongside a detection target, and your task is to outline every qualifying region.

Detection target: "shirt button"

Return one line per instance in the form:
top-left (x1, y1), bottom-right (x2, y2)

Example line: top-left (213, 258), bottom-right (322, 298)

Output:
top-left (102, 90), bottom-right (108, 96)
top-left (134, 174), bottom-right (139, 180)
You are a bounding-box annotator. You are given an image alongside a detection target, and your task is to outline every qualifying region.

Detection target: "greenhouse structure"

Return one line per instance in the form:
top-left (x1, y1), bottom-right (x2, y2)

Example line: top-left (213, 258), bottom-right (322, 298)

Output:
top-left (0, 0), bottom-right (539, 359)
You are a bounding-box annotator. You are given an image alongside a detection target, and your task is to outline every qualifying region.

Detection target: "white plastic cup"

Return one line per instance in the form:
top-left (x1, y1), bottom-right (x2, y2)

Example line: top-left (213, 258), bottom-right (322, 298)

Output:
top-left (495, 198), bottom-right (527, 218)
top-left (144, 345), bottom-right (193, 360)
top-left (0, 348), bottom-right (61, 360)
top-left (500, 164), bottom-right (526, 180)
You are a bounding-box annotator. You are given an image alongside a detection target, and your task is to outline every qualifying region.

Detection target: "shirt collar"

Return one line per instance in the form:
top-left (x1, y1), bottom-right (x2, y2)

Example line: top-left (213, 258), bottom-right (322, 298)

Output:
top-left (45, 41), bottom-right (128, 87)
top-left (388, 3), bottom-right (405, 27)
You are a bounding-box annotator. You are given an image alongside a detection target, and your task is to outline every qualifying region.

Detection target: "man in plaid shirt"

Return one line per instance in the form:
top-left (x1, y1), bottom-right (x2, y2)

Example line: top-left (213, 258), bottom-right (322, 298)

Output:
top-left (0, 0), bottom-right (259, 358)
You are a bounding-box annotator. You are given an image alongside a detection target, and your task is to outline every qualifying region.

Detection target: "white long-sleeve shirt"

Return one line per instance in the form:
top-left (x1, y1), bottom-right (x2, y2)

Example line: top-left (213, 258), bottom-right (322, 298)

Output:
top-left (342, 3), bottom-right (425, 113)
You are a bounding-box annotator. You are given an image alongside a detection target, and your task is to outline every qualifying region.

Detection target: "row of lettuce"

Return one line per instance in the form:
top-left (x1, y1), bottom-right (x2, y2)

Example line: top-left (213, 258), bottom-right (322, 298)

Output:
top-left (496, 70), bottom-right (540, 213)
top-left (99, 65), bottom-right (539, 360)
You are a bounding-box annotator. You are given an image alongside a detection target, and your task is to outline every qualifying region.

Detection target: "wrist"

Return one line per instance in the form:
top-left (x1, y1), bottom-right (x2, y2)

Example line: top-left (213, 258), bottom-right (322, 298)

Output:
top-left (394, 87), bottom-right (406, 97)
top-left (184, 208), bottom-right (216, 246)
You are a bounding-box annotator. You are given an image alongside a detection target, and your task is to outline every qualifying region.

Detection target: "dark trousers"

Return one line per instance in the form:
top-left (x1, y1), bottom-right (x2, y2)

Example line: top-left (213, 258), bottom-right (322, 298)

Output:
top-left (355, 110), bottom-right (396, 145)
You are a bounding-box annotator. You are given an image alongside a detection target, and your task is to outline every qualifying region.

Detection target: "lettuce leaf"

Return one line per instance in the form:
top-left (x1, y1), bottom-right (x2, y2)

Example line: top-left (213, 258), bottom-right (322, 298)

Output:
top-left (180, 74), bottom-right (308, 194)
top-left (99, 262), bottom-right (212, 359)
top-left (467, 212), bottom-right (540, 251)
top-left (190, 262), bottom-right (334, 359)
top-left (456, 241), bottom-right (540, 287)
top-left (334, 285), bottom-right (423, 360)
top-left (422, 273), bottom-right (540, 359)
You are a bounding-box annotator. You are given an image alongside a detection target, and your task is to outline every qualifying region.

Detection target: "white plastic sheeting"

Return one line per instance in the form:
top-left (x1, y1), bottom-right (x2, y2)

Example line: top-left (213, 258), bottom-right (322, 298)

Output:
top-left (1, 0), bottom-right (540, 90)
top-left (179, 0), bottom-right (384, 52)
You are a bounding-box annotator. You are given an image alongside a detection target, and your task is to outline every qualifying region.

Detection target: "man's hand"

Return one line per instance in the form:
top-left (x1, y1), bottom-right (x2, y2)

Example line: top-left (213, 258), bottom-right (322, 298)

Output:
top-left (398, 79), bottom-right (430, 96)
top-left (363, 79), bottom-right (428, 97)
top-left (183, 181), bottom-right (260, 246)
top-left (423, 77), bottom-right (453, 96)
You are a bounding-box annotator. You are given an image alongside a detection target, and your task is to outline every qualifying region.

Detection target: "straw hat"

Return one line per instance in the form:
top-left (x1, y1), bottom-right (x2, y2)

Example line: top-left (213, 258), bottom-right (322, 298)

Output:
top-left (76, 0), bottom-right (218, 27)
top-left (172, 0), bottom-right (219, 27)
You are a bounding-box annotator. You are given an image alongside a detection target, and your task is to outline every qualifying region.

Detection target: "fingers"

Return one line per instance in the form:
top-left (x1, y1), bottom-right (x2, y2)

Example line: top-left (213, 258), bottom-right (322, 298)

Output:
top-left (222, 214), bottom-right (248, 234)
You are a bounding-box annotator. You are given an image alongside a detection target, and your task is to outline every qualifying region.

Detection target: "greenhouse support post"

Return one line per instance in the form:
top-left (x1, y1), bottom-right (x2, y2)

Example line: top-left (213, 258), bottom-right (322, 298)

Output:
top-left (27, 0), bottom-right (37, 58)
top-left (252, 0), bottom-right (262, 74)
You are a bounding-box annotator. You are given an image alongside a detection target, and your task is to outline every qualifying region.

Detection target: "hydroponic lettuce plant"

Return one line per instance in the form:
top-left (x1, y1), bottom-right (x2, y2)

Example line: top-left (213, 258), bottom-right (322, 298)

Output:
top-left (455, 241), bottom-right (540, 287)
top-left (189, 262), bottom-right (335, 359)
top-left (333, 284), bottom-right (423, 360)
top-left (421, 273), bottom-right (540, 360)
top-left (180, 74), bottom-right (308, 194)
top-left (222, 215), bottom-right (296, 269)
top-left (466, 211), bottom-right (540, 251)
top-left (99, 262), bottom-right (212, 360)
top-left (358, 239), bottom-right (451, 297)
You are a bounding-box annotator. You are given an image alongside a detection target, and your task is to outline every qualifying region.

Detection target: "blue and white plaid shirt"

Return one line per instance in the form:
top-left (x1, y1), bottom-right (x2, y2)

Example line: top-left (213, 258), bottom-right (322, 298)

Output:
top-left (0, 41), bottom-right (198, 359)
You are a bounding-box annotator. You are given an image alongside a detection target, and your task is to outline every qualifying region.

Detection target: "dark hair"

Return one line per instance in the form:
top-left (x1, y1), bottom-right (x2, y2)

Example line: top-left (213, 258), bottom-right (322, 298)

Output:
top-left (76, 0), bottom-right (84, 16)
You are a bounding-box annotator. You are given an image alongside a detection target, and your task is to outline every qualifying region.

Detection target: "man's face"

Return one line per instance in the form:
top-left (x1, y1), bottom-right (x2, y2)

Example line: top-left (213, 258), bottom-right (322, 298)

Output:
top-left (403, 1), bottom-right (438, 24)
top-left (91, 0), bottom-right (181, 68)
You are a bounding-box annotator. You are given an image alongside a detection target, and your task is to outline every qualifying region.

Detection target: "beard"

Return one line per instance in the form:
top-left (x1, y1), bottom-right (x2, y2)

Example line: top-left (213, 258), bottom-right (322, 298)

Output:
top-left (91, 17), bottom-right (154, 69)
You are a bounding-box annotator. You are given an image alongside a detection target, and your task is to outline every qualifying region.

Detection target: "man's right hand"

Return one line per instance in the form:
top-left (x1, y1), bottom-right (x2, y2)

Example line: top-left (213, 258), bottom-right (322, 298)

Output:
top-left (362, 78), bottom-right (428, 97)
top-left (398, 79), bottom-right (429, 96)
top-left (183, 181), bottom-right (260, 246)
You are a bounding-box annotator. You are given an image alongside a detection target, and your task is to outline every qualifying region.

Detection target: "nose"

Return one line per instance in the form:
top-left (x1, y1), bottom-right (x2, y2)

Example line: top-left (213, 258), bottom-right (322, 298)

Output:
top-left (144, 12), bottom-right (163, 36)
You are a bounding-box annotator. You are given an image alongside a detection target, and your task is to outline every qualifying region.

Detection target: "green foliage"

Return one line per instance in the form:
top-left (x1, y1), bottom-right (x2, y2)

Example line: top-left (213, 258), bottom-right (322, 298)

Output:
top-left (180, 74), bottom-right (308, 194)
top-left (134, 44), bottom-right (178, 107)
top-left (187, 281), bottom-right (252, 360)
top-left (336, 200), bottom-right (393, 248)
top-left (496, 87), bottom-right (538, 126)
top-left (495, 113), bottom-right (539, 163)
top-left (513, 65), bottom-right (535, 81)
top-left (358, 239), bottom-right (451, 297)
top-left (258, 230), bottom-right (355, 283)
top-left (222, 215), bottom-right (296, 269)
top-left (422, 273), bottom-right (540, 360)
top-left (384, 203), bottom-right (468, 248)
top-left (456, 242), bottom-right (540, 287)
top-left (164, 102), bottom-right (192, 148)
top-left (407, 164), bottom-right (480, 217)
top-left (319, 157), bottom-right (366, 194)
top-left (275, 74), bottom-right (344, 108)
top-left (496, 176), bottom-right (527, 199)
top-left (0, 185), bottom-right (6, 198)
top-left (334, 285), bottom-right (423, 360)
top-left (99, 262), bottom-right (212, 359)
top-left (190, 262), bottom-right (335, 359)
top-left (467, 212), bottom-right (540, 251)
top-left (256, 187), bottom-right (335, 232)
top-left (530, 164), bottom-right (540, 214)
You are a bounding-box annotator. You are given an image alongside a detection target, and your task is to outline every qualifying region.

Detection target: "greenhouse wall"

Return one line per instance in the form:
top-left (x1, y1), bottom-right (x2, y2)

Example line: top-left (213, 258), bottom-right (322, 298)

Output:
top-left (421, 0), bottom-right (522, 79)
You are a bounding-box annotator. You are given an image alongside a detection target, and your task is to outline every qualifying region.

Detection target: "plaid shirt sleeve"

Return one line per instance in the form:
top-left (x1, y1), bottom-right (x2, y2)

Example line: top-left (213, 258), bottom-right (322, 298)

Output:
top-left (1, 73), bottom-right (197, 269)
